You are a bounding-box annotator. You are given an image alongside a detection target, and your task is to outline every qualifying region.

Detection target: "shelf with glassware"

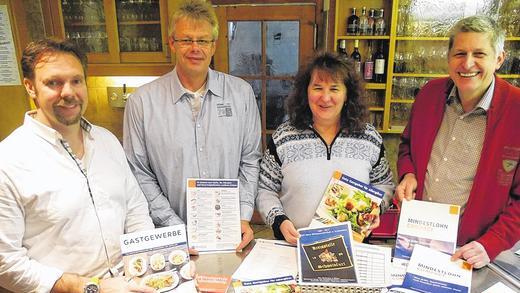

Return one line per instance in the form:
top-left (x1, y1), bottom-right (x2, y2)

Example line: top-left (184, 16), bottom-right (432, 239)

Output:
top-left (48, 0), bottom-right (172, 75)
top-left (382, 0), bottom-right (520, 133)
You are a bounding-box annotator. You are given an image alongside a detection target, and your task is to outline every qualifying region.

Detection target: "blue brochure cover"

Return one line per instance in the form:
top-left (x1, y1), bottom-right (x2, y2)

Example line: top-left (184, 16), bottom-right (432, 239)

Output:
top-left (297, 222), bottom-right (358, 285)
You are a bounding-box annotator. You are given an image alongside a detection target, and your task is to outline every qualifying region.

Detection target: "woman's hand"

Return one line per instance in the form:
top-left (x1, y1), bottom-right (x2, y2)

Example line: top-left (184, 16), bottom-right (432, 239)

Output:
top-left (280, 220), bottom-right (300, 245)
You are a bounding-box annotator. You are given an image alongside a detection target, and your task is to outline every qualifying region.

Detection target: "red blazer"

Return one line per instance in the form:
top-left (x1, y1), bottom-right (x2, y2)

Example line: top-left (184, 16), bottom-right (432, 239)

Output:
top-left (398, 76), bottom-right (520, 260)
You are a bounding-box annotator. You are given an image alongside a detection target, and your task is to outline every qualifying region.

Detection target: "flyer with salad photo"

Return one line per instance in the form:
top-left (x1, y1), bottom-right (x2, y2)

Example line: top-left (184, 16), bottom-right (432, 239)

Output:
top-left (310, 171), bottom-right (385, 242)
top-left (120, 225), bottom-right (193, 292)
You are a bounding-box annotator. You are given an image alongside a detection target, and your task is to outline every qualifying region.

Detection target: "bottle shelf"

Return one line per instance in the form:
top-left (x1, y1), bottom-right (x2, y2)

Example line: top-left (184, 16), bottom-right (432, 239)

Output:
top-left (369, 107), bottom-right (385, 111)
top-left (393, 73), bottom-right (448, 78)
top-left (396, 36), bottom-right (448, 41)
top-left (390, 99), bottom-right (415, 103)
top-left (118, 21), bottom-right (161, 25)
top-left (365, 83), bottom-right (386, 89)
top-left (497, 74), bottom-right (520, 79)
top-left (339, 35), bottom-right (391, 40)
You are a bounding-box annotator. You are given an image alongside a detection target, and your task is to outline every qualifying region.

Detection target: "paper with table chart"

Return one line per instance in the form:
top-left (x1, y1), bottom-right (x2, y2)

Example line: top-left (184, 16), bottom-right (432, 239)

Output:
top-left (231, 239), bottom-right (298, 281)
top-left (353, 242), bottom-right (392, 287)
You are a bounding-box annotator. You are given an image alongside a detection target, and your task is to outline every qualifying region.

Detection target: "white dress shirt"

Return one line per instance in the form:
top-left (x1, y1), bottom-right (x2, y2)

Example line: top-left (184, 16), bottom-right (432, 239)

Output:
top-left (0, 112), bottom-right (153, 293)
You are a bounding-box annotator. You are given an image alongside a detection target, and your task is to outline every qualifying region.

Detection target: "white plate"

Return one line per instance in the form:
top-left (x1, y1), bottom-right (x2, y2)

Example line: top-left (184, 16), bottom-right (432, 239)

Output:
top-left (179, 263), bottom-right (193, 280)
top-left (149, 253), bottom-right (166, 271)
top-left (128, 256), bottom-right (147, 277)
top-left (168, 250), bottom-right (188, 266)
top-left (141, 271), bottom-right (179, 292)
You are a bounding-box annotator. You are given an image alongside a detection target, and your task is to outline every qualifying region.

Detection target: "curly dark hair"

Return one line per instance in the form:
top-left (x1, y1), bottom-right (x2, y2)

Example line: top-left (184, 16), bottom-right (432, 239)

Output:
top-left (286, 51), bottom-right (368, 134)
top-left (21, 38), bottom-right (87, 80)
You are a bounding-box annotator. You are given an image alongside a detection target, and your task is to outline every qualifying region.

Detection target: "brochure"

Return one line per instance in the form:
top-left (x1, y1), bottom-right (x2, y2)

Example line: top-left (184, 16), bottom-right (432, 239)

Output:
top-left (195, 274), bottom-right (232, 293)
top-left (310, 170), bottom-right (385, 242)
top-left (401, 245), bottom-right (472, 293)
top-left (120, 225), bottom-right (192, 292)
top-left (232, 276), bottom-right (300, 293)
top-left (353, 242), bottom-right (392, 287)
top-left (186, 178), bottom-right (241, 253)
top-left (297, 222), bottom-right (357, 285)
top-left (394, 200), bottom-right (460, 265)
top-left (232, 239), bottom-right (298, 281)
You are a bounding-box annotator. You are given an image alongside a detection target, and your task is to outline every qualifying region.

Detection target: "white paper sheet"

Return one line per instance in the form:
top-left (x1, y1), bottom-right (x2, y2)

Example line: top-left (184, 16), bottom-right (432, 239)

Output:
top-left (186, 179), bottom-right (241, 253)
top-left (0, 5), bottom-right (21, 86)
top-left (481, 282), bottom-right (517, 293)
top-left (232, 239), bottom-right (298, 281)
top-left (353, 243), bottom-right (392, 287)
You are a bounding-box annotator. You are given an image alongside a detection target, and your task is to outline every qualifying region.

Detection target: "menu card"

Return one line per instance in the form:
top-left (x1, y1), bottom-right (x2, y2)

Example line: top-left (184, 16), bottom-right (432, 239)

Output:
top-left (297, 223), bottom-right (357, 285)
top-left (232, 276), bottom-right (299, 293)
top-left (186, 179), bottom-right (241, 253)
top-left (394, 200), bottom-right (460, 266)
top-left (310, 171), bottom-right (385, 242)
top-left (120, 225), bottom-right (192, 292)
top-left (195, 274), bottom-right (232, 293)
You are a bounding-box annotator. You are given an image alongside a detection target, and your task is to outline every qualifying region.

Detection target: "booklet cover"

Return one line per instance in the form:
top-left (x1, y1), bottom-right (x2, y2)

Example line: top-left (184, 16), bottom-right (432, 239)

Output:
top-left (120, 225), bottom-right (192, 292)
top-left (400, 245), bottom-right (472, 293)
top-left (232, 276), bottom-right (300, 293)
top-left (186, 178), bottom-right (241, 253)
top-left (297, 222), bottom-right (357, 285)
top-left (310, 170), bottom-right (385, 242)
top-left (394, 200), bottom-right (460, 264)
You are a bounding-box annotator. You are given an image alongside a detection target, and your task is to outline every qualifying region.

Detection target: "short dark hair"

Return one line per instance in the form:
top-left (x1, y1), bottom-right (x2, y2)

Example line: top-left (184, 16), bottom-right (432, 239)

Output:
top-left (287, 51), bottom-right (368, 133)
top-left (21, 38), bottom-right (87, 80)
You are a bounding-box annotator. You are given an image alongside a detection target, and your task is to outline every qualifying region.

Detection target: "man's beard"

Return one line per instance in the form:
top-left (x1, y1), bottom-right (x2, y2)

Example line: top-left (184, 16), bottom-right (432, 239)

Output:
top-left (53, 97), bottom-right (83, 126)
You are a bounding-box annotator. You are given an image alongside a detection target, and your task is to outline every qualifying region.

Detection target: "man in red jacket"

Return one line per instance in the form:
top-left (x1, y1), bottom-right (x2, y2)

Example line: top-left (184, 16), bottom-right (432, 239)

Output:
top-left (395, 15), bottom-right (519, 269)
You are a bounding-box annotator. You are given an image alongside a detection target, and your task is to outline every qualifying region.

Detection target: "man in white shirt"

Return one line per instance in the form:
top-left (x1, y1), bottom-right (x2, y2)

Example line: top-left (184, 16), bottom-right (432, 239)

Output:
top-left (0, 39), bottom-right (155, 293)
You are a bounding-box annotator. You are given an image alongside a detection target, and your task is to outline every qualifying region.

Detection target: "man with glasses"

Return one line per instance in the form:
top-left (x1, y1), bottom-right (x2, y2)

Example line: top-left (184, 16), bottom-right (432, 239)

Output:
top-left (123, 0), bottom-right (261, 252)
top-left (0, 39), bottom-right (154, 293)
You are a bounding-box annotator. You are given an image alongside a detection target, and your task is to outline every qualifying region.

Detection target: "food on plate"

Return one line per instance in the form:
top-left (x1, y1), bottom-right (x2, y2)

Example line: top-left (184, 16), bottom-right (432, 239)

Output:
top-left (129, 256), bottom-right (147, 276)
top-left (142, 271), bottom-right (179, 291)
top-left (150, 253), bottom-right (166, 271)
top-left (180, 262), bottom-right (193, 280)
top-left (323, 183), bottom-right (379, 233)
top-left (169, 250), bottom-right (188, 265)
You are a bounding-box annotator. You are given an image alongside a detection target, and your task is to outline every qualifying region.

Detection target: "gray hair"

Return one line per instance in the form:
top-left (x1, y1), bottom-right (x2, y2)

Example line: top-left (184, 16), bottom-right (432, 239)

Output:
top-left (448, 15), bottom-right (505, 56)
top-left (169, 0), bottom-right (219, 40)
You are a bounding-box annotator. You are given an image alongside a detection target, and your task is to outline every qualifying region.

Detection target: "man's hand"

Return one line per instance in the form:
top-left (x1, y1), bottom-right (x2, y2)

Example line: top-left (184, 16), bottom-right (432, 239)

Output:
top-left (395, 173), bottom-right (418, 202)
top-left (451, 241), bottom-right (491, 269)
top-left (100, 276), bottom-right (156, 293)
top-left (236, 220), bottom-right (254, 251)
top-left (280, 220), bottom-right (300, 245)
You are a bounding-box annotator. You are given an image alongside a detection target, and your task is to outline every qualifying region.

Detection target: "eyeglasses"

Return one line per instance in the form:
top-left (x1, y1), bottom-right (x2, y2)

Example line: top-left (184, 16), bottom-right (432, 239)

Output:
top-left (173, 38), bottom-right (215, 48)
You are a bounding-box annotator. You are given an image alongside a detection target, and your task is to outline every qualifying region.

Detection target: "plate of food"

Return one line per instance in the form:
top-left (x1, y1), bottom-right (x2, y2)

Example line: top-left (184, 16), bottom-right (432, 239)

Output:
top-left (150, 253), bottom-right (166, 271)
top-left (128, 256), bottom-right (147, 277)
top-left (179, 262), bottom-right (193, 280)
top-left (169, 250), bottom-right (188, 266)
top-left (141, 271), bottom-right (179, 292)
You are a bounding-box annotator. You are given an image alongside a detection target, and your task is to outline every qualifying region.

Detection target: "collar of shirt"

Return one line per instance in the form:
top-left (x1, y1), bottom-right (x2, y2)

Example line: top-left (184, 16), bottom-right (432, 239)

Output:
top-left (24, 110), bottom-right (93, 146)
top-left (447, 76), bottom-right (495, 113)
top-left (171, 67), bottom-right (224, 104)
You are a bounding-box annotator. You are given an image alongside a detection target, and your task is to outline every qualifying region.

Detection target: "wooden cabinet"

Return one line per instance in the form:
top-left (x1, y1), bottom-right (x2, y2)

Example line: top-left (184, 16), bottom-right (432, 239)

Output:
top-left (48, 0), bottom-right (173, 75)
top-left (334, 0), bottom-right (520, 133)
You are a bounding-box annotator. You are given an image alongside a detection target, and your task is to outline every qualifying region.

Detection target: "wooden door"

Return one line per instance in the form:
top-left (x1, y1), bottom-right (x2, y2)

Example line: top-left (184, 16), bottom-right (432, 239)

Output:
top-left (214, 4), bottom-right (316, 148)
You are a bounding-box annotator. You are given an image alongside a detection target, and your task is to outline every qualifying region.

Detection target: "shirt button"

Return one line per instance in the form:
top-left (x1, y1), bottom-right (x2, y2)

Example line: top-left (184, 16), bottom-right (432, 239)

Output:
top-left (199, 148), bottom-right (203, 152)
top-left (443, 157), bottom-right (448, 161)
top-left (428, 197), bottom-right (433, 201)
top-left (451, 137), bottom-right (456, 141)
top-left (435, 178), bottom-right (439, 182)
top-left (197, 124), bottom-right (201, 128)
top-left (202, 171), bottom-right (207, 176)
top-left (459, 116), bottom-right (464, 120)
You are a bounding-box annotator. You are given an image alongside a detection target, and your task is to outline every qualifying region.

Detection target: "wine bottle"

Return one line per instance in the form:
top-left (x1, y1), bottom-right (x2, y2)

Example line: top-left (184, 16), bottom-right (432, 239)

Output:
top-left (367, 8), bottom-right (375, 36)
top-left (351, 40), bottom-right (362, 75)
top-left (346, 8), bottom-right (359, 36)
top-left (364, 41), bottom-right (374, 81)
top-left (337, 40), bottom-right (348, 59)
top-left (374, 41), bottom-right (386, 83)
top-left (374, 9), bottom-right (386, 36)
top-left (359, 7), bottom-right (369, 35)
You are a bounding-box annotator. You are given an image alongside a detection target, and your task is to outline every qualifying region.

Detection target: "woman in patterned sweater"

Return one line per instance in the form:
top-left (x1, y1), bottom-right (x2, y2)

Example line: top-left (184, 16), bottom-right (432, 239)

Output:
top-left (256, 52), bottom-right (394, 244)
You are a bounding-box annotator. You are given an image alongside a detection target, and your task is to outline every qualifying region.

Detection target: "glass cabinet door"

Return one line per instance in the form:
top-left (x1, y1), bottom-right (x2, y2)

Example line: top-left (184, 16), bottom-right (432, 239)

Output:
top-left (60, 0), bottom-right (114, 62)
top-left (116, 0), bottom-right (169, 63)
